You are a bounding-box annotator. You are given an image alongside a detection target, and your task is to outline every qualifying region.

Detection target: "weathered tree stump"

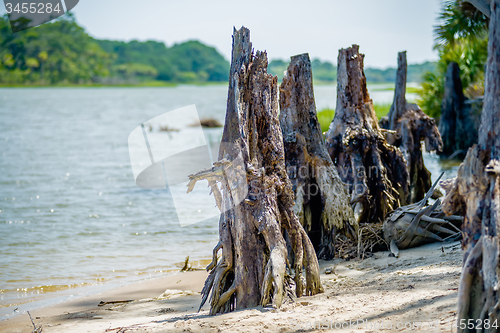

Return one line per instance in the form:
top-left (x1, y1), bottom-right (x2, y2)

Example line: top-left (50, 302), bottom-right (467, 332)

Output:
top-left (438, 62), bottom-right (482, 159)
top-left (279, 53), bottom-right (357, 259)
top-left (380, 51), bottom-right (443, 203)
top-left (188, 27), bottom-right (322, 315)
top-left (325, 45), bottom-right (409, 225)
top-left (442, 0), bottom-right (500, 329)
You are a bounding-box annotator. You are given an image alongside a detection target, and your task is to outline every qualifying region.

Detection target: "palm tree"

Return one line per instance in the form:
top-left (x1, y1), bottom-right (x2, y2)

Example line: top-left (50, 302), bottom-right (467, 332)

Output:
top-left (418, 0), bottom-right (488, 117)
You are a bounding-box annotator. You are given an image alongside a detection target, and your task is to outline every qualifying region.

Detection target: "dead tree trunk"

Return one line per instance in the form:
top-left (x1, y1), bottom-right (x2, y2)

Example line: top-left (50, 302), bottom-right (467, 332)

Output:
top-left (438, 62), bottom-right (481, 159)
top-left (442, 0), bottom-right (500, 330)
top-left (325, 45), bottom-right (409, 225)
top-left (380, 51), bottom-right (443, 203)
top-left (188, 27), bottom-right (322, 315)
top-left (279, 53), bottom-right (357, 259)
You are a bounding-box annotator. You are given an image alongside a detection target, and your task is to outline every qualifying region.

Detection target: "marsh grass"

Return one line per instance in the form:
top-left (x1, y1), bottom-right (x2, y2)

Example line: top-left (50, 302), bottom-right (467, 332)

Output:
top-left (317, 103), bottom-right (392, 133)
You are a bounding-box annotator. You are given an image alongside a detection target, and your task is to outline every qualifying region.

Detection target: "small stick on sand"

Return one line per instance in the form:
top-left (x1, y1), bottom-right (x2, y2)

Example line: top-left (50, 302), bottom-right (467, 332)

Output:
top-left (27, 311), bottom-right (42, 333)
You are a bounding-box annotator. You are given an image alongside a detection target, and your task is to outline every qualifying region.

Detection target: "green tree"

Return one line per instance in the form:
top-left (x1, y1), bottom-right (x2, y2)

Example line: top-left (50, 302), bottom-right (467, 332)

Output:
top-left (0, 13), bottom-right (111, 84)
top-left (418, 0), bottom-right (488, 118)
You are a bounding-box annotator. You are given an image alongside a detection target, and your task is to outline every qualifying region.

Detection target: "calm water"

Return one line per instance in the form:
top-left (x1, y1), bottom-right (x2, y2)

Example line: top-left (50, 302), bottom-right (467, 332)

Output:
top-left (0, 84), bottom-right (459, 320)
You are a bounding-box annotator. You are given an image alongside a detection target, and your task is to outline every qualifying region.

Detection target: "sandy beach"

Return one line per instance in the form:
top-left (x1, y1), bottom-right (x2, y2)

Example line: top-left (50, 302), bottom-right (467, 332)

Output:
top-left (0, 241), bottom-right (462, 333)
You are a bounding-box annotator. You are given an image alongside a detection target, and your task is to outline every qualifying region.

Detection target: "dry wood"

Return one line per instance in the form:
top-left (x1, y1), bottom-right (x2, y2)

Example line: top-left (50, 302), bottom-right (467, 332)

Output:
top-left (325, 45), bottom-right (409, 225)
top-left (279, 53), bottom-right (356, 259)
top-left (442, 0), bottom-right (500, 329)
top-left (188, 27), bottom-right (322, 315)
top-left (383, 173), bottom-right (462, 255)
top-left (380, 51), bottom-right (443, 203)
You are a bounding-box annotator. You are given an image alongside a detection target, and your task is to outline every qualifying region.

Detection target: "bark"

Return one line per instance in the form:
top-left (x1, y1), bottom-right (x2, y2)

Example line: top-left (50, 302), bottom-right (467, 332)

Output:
top-left (439, 62), bottom-right (481, 158)
top-left (188, 27), bottom-right (322, 315)
top-left (325, 45), bottom-right (410, 225)
top-left (442, 0), bottom-right (500, 330)
top-left (279, 53), bottom-right (357, 259)
top-left (380, 51), bottom-right (443, 203)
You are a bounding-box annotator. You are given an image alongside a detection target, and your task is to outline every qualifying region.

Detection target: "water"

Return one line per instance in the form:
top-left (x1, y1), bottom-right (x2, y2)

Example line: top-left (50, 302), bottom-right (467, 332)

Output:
top-left (0, 84), bottom-right (459, 320)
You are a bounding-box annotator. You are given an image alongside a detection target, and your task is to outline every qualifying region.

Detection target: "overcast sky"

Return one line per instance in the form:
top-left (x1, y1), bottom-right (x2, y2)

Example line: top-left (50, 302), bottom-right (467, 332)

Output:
top-left (3, 0), bottom-right (443, 68)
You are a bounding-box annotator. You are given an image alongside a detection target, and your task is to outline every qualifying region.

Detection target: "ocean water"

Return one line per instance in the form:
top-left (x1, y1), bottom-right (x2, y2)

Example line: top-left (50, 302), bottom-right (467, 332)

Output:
top-left (0, 84), bottom-right (459, 320)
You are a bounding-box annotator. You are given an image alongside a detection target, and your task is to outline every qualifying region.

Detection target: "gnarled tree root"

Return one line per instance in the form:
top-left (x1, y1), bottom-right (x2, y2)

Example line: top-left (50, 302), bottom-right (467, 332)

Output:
top-left (189, 27), bottom-right (322, 315)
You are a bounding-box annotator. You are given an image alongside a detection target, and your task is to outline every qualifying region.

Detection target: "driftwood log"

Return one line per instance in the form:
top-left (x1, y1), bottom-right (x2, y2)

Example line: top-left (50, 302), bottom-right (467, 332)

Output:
top-left (188, 27), bottom-right (322, 315)
top-left (279, 53), bottom-right (357, 259)
top-left (380, 51), bottom-right (443, 203)
top-left (438, 62), bottom-right (482, 159)
top-left (442, 0), bottom-right (500, 329)
top-left (325, 45), bottom-right (409, 225)
top-left (383, 173), bottom-right (462, 257)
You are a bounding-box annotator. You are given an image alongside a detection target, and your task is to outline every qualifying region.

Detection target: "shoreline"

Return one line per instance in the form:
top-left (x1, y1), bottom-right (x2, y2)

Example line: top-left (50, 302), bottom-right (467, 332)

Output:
top-left (1, 241), bottom-right (462, 333)
top-left (0, 270), bottom-right (208, 333)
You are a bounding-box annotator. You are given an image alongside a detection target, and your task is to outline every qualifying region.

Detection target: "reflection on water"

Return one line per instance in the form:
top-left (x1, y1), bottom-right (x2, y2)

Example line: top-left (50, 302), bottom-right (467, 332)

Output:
top-left (0, 85), bottom-right (460, 320)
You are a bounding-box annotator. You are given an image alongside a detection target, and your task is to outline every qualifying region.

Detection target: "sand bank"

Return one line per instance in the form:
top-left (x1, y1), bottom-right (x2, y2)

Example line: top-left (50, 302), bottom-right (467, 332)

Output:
top-left (1, 241), bottom-right (462, 333)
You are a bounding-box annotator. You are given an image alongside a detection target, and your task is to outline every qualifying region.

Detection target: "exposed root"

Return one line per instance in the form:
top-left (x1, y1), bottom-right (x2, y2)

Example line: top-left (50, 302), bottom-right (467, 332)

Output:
top-left (457, 236), bottom-right (483, 327)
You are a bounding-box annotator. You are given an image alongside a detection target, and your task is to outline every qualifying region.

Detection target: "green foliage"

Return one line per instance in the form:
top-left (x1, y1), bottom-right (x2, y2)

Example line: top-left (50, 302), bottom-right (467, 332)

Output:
top-left (115, 63), bottom-right (158, 79)
top-left (0, 14), bottom-right (229, 85)
top-left (373, 103), bottom-right (391, 119)
top-left (418, 71), bottom-right (445, 118)
top-left (96, 39), bottom-right (174, 81)
top-left (167, 41), bottom-right (229, 82)
top-left (0, 14), bottom-right (111, 84)
top-left (268, 59), bottom-right (288, 81)
top-left (311, 59), bottom-right (336, 82)
top-left (317, 108), bottom-right (335, 133)
top-left (417, 0), bottom-right (488, 118)
top-left (97, 39), bottom-right (229, 83)
top-left (434, 0), bottom-right (488, 48)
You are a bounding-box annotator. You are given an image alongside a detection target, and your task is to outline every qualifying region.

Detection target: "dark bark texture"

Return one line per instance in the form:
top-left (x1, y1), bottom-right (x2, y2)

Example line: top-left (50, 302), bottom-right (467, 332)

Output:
top-left (188, 27), bottom-right (322, 315)
top-left (279, 53), bottom-right (357, 259)
top-left (438, 62), bottom-right (482, 158)
top-left (442, 0), bottom-right (500, 330)
top-left (380, 51), bottom-right (443, 203)
top-left (325, 45), bottom-right (410, 225)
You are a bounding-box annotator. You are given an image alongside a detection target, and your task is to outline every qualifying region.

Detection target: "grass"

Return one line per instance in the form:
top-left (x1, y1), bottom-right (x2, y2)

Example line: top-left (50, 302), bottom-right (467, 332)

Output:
top-left (316, 103), bottom-right (392, 134)
top-left (368, 86), bottom-right (421, 94)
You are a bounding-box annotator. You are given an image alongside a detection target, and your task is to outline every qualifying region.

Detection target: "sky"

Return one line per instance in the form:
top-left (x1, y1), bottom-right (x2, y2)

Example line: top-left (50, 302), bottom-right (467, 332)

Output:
top-left (3, 0), bottom-right (443, 68)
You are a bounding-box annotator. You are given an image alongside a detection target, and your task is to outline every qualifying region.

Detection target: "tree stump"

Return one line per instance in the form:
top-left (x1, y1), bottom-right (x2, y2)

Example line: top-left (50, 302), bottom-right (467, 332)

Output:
top-left (438, 62), bottom-right (482, 159)
top-left (188, 27), bottom-right (322, 315)
top-left (325, 45), bottom-right (409, 225)
top-left (279, 53), bottom-right (357, 259)
top-left (380, 51), bottom-right (443, 203)
top-left (442, 0), bottom-right (500, 329)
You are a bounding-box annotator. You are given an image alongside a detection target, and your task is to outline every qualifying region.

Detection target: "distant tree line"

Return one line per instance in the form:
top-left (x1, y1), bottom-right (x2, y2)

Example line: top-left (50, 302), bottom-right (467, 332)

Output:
top-left (268, 58), bottom-right (436, 83)
top-left (0, 14), bottom-right (229, 85)
top-left (0, 13), bottom-right (436, 86)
